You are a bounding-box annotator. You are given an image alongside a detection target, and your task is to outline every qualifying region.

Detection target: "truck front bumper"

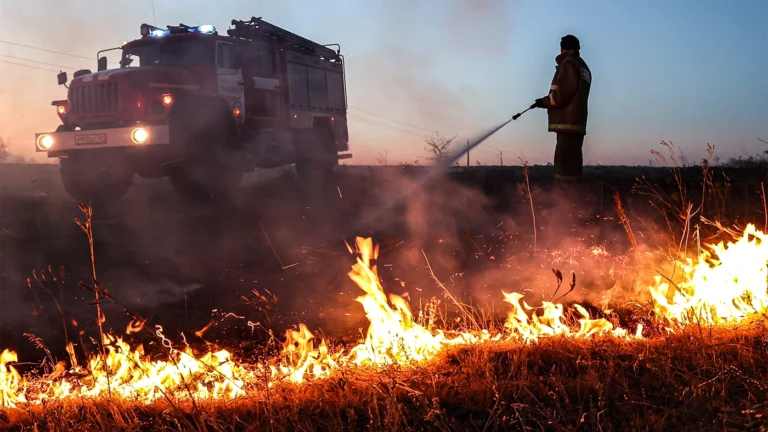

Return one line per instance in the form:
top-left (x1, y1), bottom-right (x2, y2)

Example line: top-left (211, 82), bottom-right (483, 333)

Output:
top-left (35, 125), bottom-right (170, 155)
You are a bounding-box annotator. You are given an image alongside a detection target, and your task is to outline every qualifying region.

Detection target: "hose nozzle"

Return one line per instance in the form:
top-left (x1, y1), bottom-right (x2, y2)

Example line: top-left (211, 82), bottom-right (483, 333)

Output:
top-left (512, 106), bottom-right (533, 121)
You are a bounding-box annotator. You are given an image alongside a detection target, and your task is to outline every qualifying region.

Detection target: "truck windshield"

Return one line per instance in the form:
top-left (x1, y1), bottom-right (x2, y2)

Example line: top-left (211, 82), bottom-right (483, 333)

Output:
top-left (121, 39), bottom-right (213, 67)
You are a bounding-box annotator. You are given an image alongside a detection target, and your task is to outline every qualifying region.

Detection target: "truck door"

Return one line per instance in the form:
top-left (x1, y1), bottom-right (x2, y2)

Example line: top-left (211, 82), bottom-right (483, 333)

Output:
top-left (216, 41), bottom-right (245, 124)
top-left (240, 47), bottom-right (280, 120)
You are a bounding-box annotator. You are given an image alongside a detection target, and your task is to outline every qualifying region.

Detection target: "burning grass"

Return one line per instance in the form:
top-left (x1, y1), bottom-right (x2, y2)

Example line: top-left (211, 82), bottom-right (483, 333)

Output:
top-left (0, 237), bottom-right (643, 410)
top-left (2, 324), bottom-right (766, 431)
top-left (3, 156), bottom-right (768, 430)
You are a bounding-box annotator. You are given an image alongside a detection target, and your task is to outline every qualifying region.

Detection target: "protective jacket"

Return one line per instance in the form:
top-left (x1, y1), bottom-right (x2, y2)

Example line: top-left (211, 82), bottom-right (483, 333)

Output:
top-left (541, 52), bottom-right (591, 134)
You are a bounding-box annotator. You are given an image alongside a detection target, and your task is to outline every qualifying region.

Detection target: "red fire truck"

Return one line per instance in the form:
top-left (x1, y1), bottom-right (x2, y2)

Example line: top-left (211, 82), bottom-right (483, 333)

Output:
top-left (35, 17), bottom-right (350, 203)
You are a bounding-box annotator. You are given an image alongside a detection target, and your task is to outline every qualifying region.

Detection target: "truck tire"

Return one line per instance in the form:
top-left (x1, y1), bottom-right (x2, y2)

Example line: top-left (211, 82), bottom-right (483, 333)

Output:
top-left (59, 155), bottom-right (133, 205)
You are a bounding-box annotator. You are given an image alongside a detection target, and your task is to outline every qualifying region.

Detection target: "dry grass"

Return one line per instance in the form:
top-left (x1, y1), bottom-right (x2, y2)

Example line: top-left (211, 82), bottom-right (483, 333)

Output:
top-left (2, 322), bottom-right (767, 431)
top-left (4, 145), bottom-right (768, 430)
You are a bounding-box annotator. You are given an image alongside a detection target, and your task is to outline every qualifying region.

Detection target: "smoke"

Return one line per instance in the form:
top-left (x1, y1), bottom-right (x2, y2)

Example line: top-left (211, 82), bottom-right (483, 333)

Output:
top-left (0, 158), bottom-right (677, 364)
top-left (350, 0), bottom-right (518, 161)
top-left (350, 167), bottom-right (665, 313)
top-left (0, 137), bottom-right (28, 164)
top-left (442, 0), bottom-right (516, 55)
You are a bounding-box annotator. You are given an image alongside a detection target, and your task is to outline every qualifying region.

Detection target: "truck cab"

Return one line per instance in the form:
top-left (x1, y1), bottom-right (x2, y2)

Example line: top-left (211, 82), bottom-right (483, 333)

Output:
top-left (35, 18), bottom-right (350, 204)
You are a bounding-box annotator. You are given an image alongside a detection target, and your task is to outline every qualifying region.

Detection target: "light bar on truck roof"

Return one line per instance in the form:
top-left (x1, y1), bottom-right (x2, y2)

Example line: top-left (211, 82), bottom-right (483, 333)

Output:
top-left (140, 23), bottom-right (216, 38)
top-left (140, 23), bottom-right (159, 37)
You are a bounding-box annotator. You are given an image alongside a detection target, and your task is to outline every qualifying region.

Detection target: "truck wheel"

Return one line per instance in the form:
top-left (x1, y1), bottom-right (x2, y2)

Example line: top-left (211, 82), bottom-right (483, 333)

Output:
top-left (169, 158), bottom-right (242, 204)
top-left (59, 156), bottom-right (133, 205)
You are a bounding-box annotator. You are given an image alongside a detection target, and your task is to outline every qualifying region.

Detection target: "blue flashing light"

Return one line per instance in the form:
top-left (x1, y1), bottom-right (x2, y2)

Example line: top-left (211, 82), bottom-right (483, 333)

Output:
top-left (144, 24), bottom-right (214, 37)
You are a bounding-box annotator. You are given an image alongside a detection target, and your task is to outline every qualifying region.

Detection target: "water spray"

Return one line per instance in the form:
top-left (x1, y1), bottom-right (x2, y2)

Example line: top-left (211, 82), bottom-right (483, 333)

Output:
top-left (351, 107), bottom-right (532, 232)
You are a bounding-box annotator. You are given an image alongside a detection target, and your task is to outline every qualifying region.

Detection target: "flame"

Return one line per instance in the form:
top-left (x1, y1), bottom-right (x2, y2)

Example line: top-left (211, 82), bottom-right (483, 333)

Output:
top-left (650, 224), bottom-right (768, 327)
top-left (346, 237), bottom-right (460, 366)
top-left (125, 318), bottom-right (147, 335)
top-left (1, 349), bottom-right (26, 408)
top-left (279, 323), bottom-right (338, 384)
top-left (36, 334), bottom-right (248, 402)
top-left (502, 293), bottom-right (625, 341)
top-left (0, 226), bottom-right (766, 407)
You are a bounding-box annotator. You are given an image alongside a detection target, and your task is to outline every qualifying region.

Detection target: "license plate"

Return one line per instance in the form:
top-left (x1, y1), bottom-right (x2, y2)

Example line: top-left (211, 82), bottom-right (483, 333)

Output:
top-left (74, 133), bottom-right (107, 145)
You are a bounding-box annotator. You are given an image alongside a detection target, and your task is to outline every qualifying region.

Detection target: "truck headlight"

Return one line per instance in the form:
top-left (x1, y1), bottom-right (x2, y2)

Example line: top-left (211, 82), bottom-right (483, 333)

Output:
top-left (131, 127), bottom-right (149, 144)
top-left (36, 134), bottom-right (54, 150)
top-left (53, 101), bottom-right (70, 123)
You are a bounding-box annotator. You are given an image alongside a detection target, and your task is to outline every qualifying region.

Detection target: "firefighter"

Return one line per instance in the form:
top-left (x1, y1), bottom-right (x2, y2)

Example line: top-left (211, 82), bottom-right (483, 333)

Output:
top-left (532, 34), bottom-right (592, 185)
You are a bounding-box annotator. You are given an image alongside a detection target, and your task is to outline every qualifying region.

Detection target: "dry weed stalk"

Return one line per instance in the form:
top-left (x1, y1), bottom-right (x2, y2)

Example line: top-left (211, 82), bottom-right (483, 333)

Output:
top-left (550, 269), bottom-right (577, 303)
top-left (23, 333), bottom-right (55, 372)
top-left (633, 141), bottom-right (713, 246)
top-left (519, 159), bottom-right (537, 255)
top-left (30, 267), bottom-right (70, 346)
top-left (632, 143), bottom-right (729, 286)
top-left (761, 182), bottom-right (767, 232)
top-left (613, 191), bottom-right (638, 257)
top-left (73, 203), bottom-right (112, 397)
top-left (422, 250), bottom-right (481, 331)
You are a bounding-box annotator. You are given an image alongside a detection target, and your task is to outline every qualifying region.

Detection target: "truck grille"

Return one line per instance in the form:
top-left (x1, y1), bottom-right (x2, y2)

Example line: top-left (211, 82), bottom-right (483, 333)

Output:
top-left (71, 82), bottom-right (119, 115)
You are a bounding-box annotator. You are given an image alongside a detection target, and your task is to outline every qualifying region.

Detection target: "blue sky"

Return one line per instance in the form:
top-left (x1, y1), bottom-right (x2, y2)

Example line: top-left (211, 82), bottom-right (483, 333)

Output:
top-left (1, 0), bottom-right (766, 165)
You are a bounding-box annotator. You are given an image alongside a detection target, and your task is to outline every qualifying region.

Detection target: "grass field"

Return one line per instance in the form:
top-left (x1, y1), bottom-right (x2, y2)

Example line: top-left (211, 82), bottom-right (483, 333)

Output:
top-left (1, 159), bottom-right (767, 431)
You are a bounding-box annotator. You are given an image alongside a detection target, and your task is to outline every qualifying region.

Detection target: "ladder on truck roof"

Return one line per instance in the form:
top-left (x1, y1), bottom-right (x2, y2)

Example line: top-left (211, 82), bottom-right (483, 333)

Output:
top-left (228, 17), bottom-right (342, 62)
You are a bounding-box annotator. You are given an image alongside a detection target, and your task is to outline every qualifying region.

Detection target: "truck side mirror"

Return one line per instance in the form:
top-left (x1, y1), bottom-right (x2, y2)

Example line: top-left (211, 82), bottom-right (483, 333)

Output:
top-left (57, 71), bottom-right (68, 86)
top-left (97, 56), bottom-right (108, 71)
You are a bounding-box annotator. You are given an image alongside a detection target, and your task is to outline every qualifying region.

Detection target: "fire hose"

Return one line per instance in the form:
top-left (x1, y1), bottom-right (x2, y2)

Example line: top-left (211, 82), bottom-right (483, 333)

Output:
top-left (350, 106), bottom-right (533, 231)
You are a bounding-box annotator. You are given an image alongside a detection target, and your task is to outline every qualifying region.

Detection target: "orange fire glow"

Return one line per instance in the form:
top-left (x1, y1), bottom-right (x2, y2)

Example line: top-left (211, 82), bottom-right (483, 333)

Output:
top-left (0, 225), bottom-right (766, 407)
top-left (649, 223), bottom-right (768, 327)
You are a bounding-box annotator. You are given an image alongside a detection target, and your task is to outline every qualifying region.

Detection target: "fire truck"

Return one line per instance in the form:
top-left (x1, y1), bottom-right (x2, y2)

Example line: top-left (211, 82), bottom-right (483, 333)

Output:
top-left (35, 17), bottom-right (350, 203)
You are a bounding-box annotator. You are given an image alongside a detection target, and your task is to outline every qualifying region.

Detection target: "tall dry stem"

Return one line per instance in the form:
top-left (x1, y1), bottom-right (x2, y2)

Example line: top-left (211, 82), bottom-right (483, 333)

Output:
top-left (74, 203), bottom-right (111, 397)
top-left (614, 191), bottom-right (638, 259)
top-left (761, 182), bottom-right (767, 232)
top-left (422, 250), bottom-right (480, 331)
top-left (521, 162), bottom-right (536, 255)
